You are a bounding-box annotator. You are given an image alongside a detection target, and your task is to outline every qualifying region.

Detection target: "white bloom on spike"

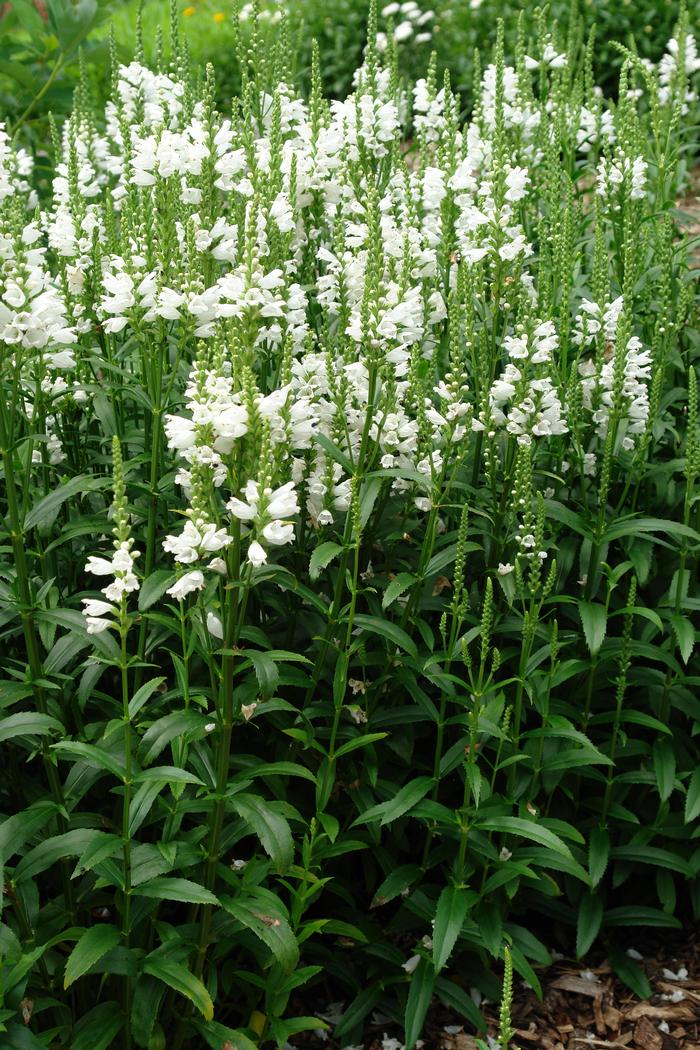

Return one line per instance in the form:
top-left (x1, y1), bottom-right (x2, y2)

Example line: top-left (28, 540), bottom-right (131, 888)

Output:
top-left (262, 520), bottom-right (295, 546)
top-left (167, 570), bottom-right (205, 600)
top-left (266, 482), bottom-right (299, 519)
top-left (86, 556), bottom-right (116, 576)
top-left (247, 540), bottom-right (267, 567)
top-left (206, 612), bottom-right (224, 638)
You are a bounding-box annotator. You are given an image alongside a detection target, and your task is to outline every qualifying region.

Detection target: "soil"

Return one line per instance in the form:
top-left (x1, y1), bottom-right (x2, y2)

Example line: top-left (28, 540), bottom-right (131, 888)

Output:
top-left (290, 927), bottom-right (700, 1050)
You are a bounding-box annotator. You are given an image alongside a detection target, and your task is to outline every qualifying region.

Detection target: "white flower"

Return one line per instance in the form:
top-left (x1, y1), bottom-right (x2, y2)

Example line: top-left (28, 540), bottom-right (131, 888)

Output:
top-left (266, 481), bottom-right (299, 519)
top-left (497, 563), bottom-right (514, 576)
top-left (247, 540), bottom-right (267, 567)
top-left (262, 520), bottom-right (295, 546)
top-left (85, 556), bottom-right (115, 576)
top-left (206, 611), bottom-right (224, 638)
top-left (167, 570), bottom-right (205, 599)
top-left (81, 598), bottom-right (118, 617)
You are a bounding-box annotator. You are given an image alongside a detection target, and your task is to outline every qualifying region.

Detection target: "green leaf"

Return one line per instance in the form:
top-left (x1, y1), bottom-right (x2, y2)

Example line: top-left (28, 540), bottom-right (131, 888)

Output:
top-left (0, 712), bottom-right (63, 743)
top-left (383, 573), bottom-right (416, 609)
top-left (352, 613), bottom-right (417, 656)
top-left (0, 800), bottom-right (58, 862)
top-left (221, 895), bottom-right (299, 970)
top-left (371, 864), bottom-right (422, 908)
top-left (129, 678), bottom-right (167, 719)
top-left (310, 541), bottom-right (343, 581)
top-left (608, 948), bottom-right (652, 999)
top-left (603, 906), bottom-right (682, 928)
top-left (668, 613), bottom-right (695, 664)
top-left (578, 601), bottom-right (607, 655)
top-left (652, 737), bottom-right (676, 803)
top-left (25, 474), bottom-right (108, 531)
top-left (72, 833), bottom-right (123, 878)
top-left (404, 957), bottom-right (435, 1050)
top-left (247, 651), bottom-right (279, 695)
top-left (434, 977), bottom-right (486, 1032)
top-left (334, 987), bottom-right (382, 1041)
top-left (333, 732), bottom-right (388, 759)
top-left (685, 767), bottom-right (700, 823)
top-left (135, 878), bottom-right (219, 905)
top-left (314, 432), bottom-right (354, 476)
top-left (52, 740), bottom-right (126, 780)
top-left (64, 925), bottom-right (121, 988)
top-left (354, 776), bottom-right (434, 827)
top-left (576, 893), bottom-right (603, 958)
top-left (589, 826), bottom-right (609, 888)
top-left (191, 1021), bottom-right (259, 1050)
top-left (139, 571), bottom-right (176, 612)
top-left (142, 956), bottom-right (214, 1021)
top-left (133, 766), bottom-right (204, 786)
top-left (603, 516), bottom-right (700, 544)
top-left (610, 845), bottom-right (692, 877)
top-left (229, 793), bottom-right (294, 872)
top-left (70, 1002), bottom-right (124, 1050)
top-left (432, 884), bottom-right (472, 973)
top-left (139, 710), bottom-right (208, 765)
top-left (477, 817), bottom-right (573, 858)
top-left (15, 830), bottom-right (101, 883)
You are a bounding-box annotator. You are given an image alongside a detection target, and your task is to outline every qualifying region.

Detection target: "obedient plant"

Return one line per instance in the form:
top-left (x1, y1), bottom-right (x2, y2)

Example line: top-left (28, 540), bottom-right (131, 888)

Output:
top-left (1, 3), bottom-right (699, 1047)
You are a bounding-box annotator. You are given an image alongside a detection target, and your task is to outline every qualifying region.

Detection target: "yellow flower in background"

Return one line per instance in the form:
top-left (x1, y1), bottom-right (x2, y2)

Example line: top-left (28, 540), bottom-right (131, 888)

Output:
top-left (213, 11), bottom-right (225, 21)
top-left (183, 5), bottom-right (196, 15)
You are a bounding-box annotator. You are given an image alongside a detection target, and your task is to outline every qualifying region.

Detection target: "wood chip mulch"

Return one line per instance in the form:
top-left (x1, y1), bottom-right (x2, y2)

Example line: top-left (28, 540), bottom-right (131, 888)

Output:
top-left (430, 933), bottom-right (700, 1050)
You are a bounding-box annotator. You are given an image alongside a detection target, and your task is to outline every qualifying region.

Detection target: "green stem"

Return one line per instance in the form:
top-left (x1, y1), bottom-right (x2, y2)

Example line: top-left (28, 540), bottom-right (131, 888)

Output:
top-left (12, 54), bottom-right (66, 139)
top-left (120, 616), bottom-right (133, 1050)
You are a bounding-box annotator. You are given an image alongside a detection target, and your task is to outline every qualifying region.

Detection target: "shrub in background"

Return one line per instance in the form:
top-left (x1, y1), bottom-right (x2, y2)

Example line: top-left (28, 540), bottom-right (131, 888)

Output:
top-left (0, 2), bottom-right (699, 1048)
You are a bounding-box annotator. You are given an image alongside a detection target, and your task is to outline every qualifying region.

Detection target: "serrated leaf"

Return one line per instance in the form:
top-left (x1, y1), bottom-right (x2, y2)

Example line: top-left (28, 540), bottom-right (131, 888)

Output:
top-left (354, 776), bottom-right (433, 827)
top-left (64, 925), bottom-right (121, 988)
top-left (139, 570), bottom-right (177, 611)
top-left (142, 956), bottom-right (214, 1021)
top-left (669, 613), bottom-right (695, 664)
top-left (25, 474), bottom-right (108, 531)
top-left (608, 948), bottom-right (652, 999)
top-left (72, 833), bottom-right (123, 878)
top-left (229, 793), bottom-right (294, 872)
top-left (352, 614), bottom-right (417, 657)
top-left (685, 767), bottom-right (700, 823)
top-left (589, 826), bottom-right (609, 888)
top-left (0, 712), bottom-right (63, 742)
top-left (221, 894), bottom-right (299, 970)
top-left (477, 817), bottom-right (573, 859)
top-left (310, 541), bottom-right (344, 581)
top-left (578, 601), bottom-right (607, 655)
top-left (652, 737), bottom-right (676, 803)
top-left (52, 740), bottom-right (126, 780)
top-left (371, 864), bottom-right (421, 907)
top-left (135, 878), bottom-right (219, 905)
top-left (129, 677), bottom-right (167, 719)
top-left (248, 650), bottom-right (279, 695)
top-left (15, 830), bottom-right (102, 883)
top-left (333, 732), bottom-right (387, 759)
top-left (432, 884), bottom-right (473, 973)
top-left (576, 893), bottom-right (603, 958)
top-left (70, 1002), bottom-right (124, 1050)
top-left (404, 957), bottom-right (435, 1050)
top-left (383, 573), bottom-right (416, 609)
top-left (0, 800), bottom-right (58, 863)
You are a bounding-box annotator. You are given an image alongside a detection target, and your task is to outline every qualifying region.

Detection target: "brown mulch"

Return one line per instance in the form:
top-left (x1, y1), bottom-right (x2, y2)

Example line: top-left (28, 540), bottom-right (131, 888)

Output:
top-left (428, 933), bottom-right (700, 1050)
top-left (289, 928), bottom-right (700, 1050)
